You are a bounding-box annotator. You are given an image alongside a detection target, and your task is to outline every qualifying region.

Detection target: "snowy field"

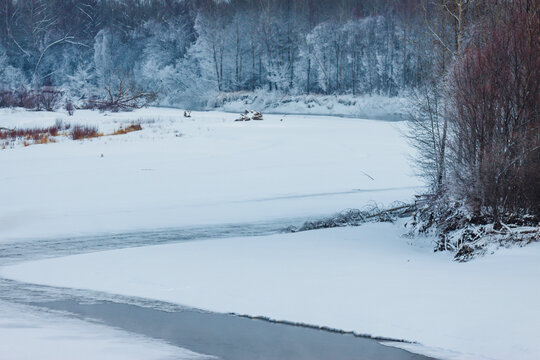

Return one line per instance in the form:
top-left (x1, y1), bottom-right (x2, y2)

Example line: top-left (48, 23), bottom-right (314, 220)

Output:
top-left (2, 108), bottom-right (538, 360)
top-left (0, 107), bottom-right (419, 242)
top-left (3, 222), bottom-right (540, 360)
top-left (0, 301), bottom-right (210, 360)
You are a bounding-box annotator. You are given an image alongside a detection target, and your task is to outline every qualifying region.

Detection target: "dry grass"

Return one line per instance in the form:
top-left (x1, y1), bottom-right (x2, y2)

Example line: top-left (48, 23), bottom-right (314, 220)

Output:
top-left (1, 119), bottom-right (145, 150)
top-left (0, 119), bottom-right (70, 142)
top-left (111, 123), bottom-right (142, 136)
top-left (1, 120), bottom-right (101, 149)
top-left (35, 134), bottom-right (56, 145)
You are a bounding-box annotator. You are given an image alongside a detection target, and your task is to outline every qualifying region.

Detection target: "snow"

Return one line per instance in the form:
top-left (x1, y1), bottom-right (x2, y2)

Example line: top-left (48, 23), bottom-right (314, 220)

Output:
top-left (211, 92), bottom-right (410, 120)
top-left (3, 221), bottom-right (539, 360)
top-left (3, 108), bottom-right (537, 360)
top-left (0, 107), bottom-right (420, 242)
top-left (0, 301), bottom-right (210, 360)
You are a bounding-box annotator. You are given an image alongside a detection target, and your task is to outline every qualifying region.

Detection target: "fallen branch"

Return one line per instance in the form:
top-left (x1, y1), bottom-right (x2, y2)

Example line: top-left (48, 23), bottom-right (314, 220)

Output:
top-left (86, 80), bottom-right (157, 112)
top-left (287, 203), bottom-right (417, 233)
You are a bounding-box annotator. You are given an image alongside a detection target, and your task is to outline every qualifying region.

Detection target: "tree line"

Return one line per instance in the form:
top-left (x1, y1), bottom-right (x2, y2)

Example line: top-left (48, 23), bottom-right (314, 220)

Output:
top-left (0, 0), bottom-right (451, 105)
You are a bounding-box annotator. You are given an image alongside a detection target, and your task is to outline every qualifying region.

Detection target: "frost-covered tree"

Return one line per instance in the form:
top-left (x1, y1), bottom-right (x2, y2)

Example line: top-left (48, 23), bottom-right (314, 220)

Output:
top-left (65, 63), bottom-right (97, 101)
top-left (0, 0), bottom-right (446, 105)
top-left (0, 47), bottom-right (27, 90)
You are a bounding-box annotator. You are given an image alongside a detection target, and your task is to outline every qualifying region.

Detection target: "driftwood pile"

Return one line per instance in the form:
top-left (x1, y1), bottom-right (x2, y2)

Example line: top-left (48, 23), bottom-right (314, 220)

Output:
top-left (286, 203), bottom-right (416, 233)
top-left (235, 110), bottom-right (263, 121)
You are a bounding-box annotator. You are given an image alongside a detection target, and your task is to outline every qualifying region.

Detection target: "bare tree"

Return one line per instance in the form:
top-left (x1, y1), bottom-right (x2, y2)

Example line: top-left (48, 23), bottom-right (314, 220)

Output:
top-left (447, 0), bottom-right (539, 221)
top-left (407, 76), bottom-right (448, 192)
top-left (408, 0), bottom-right (472, 193)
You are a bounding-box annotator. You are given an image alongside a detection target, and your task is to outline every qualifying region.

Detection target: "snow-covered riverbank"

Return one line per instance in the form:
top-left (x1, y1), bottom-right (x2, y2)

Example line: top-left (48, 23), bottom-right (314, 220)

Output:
top-left (210, 92), bottom-right (410, 121)
top-left (3, 221), bottom-right (539, 360)
top-left (0, 107), bottom-right (419, 242)
top-left (2, 108), bottom-right (538, 360)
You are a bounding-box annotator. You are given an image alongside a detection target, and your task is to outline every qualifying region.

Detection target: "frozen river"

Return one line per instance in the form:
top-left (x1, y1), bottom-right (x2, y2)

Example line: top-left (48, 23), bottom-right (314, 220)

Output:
top-left (1, 220), bottom-right (434, 360)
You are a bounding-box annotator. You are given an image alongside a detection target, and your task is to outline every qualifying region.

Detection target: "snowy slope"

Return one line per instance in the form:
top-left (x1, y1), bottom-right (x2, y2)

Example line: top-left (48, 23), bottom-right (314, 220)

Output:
top-left (0, 108), bottom-right (420, 241)
top-left (3, 221), bottom-right (539, 360)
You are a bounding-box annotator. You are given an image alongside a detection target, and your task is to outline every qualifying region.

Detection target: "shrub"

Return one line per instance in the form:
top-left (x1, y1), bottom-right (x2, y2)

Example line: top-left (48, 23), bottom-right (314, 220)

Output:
top-left (38, 87), bottom-right (63, 111)
top-left (0, 90), bottom-right (18, 107)
top-left (66, 100), bottom-right (75, 116)
top-left (21, 90), bottom-right (39, 109)
top-left (70, 125), bottom-right (101, 140)
top-left (0, 121), bottom-right (72, 142)
top-left (447, 0), bottom-right (539, 221)
top-left (35, 134), bottom-right (56, 145)
top-left (0, 87), bottom-right (63, 110)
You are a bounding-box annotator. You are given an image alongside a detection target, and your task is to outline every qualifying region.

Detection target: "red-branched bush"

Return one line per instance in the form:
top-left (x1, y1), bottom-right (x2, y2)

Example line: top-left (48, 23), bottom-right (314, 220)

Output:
top-left (70, 125), bottom-right (101, 140)
top-left (447, 0), bottom-right (539, 221)
top-left (0, 121), bottom-right (70, 141)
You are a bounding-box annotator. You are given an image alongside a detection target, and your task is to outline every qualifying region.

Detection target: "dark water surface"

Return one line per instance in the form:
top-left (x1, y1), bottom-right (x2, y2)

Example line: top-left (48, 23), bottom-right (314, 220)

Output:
top-left (36, 299), bottom-right (433, 360)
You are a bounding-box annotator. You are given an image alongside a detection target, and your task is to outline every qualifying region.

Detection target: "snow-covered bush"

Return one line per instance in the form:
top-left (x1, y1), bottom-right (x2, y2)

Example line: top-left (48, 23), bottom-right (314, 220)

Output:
top-left (409, 191), bottom-right (539, 261)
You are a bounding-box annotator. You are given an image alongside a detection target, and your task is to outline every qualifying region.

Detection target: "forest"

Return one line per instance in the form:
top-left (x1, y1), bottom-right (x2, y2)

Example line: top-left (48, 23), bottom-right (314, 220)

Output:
top-left (1, 0), bottom-right (468, 106)
top-left (0, 0), bottom-right (538, 248)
